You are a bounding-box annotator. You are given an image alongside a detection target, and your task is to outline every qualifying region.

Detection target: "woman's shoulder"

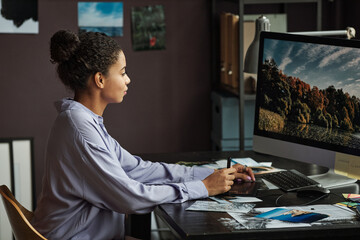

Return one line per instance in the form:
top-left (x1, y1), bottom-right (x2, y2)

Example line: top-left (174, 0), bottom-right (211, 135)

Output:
top-left (59, 107), bottom-right (97, 129)
top-left (53, 99), bottom-right (111, 148)
top-left (57, 108), bottom-right (103, 143)
top-left (55, 99), bottom-right (97, 127)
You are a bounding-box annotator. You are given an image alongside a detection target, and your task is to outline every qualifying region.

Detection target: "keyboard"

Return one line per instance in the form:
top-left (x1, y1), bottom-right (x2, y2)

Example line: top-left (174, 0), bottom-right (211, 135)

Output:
top-left (259, 169), bottom-right (321, 192)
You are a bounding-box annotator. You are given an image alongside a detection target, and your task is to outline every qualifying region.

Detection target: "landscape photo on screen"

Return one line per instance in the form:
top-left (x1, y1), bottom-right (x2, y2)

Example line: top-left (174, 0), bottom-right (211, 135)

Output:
top-left (257, 38), bottom-right (360, 150)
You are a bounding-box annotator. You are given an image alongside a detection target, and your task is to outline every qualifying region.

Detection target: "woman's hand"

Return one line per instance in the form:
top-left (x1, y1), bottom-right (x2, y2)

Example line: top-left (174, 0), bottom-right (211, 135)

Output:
top-left (232, 164), bottom-right (255, 182)
top-left (202, 168), bottom-right (236, 196)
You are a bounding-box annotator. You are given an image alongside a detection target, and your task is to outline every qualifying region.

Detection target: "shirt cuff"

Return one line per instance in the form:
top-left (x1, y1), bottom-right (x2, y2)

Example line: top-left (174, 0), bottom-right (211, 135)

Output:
top-left (183, 180), bottom-right (209, 200)
top-left (193, 166), bottom-right (214, 180)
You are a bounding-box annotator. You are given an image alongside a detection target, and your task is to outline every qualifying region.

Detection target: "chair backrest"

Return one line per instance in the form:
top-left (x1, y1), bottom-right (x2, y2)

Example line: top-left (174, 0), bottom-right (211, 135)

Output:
top-left (0, 185), bottom-right (47, 240)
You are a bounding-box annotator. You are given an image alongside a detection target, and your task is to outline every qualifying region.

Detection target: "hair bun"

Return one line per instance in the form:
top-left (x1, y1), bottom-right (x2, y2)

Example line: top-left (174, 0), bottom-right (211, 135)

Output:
top-left (50, 30), bottom-right (80, 63)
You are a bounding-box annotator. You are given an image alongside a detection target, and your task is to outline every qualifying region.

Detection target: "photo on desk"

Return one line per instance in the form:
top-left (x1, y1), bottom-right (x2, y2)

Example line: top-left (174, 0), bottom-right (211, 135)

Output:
top-left (228, 212), bottom-right (310, 229)
top-left (255, 208), bottom-right (329, 223)
top-left (186, 200), bottom-right (255, 213)
top-left (343, 193), bottom-right (360, 203)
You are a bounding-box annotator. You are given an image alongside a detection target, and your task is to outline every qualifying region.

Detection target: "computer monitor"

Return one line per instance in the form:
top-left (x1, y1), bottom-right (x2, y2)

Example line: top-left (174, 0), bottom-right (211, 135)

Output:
top-left (253, 31), bottom-right (360, 169)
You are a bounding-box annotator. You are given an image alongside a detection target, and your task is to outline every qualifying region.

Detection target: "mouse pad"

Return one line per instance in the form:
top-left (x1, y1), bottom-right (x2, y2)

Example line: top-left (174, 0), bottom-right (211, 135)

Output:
top-left (228, 181), bottom-right (258, 196)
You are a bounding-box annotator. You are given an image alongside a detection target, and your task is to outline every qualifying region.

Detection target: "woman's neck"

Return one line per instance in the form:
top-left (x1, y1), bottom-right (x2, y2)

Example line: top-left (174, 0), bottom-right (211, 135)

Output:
top-left (74, 91), bottom-right (107, 116)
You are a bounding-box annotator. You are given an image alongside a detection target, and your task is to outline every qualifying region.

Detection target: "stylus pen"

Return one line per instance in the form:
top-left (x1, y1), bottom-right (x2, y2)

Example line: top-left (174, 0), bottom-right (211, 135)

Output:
top-left (227, 157), bottom-right (232, 168)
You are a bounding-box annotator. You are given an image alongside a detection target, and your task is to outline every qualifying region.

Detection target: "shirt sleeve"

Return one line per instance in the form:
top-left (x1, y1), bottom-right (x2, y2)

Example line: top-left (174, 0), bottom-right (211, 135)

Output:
top-left (116, 145), bottom-right (214, 184)
top-left (76, 137), bottom-right (211, 215)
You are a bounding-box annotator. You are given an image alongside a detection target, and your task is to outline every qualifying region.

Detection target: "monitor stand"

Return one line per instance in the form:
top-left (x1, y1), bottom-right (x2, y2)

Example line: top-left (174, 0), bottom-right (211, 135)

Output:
top-left (308, 169), bottom-right (358, 189)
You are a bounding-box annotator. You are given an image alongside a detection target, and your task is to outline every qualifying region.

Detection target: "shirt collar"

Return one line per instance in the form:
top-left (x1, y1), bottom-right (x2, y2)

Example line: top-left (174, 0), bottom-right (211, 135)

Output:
top-left (55, 98), bottom-right (104, 125)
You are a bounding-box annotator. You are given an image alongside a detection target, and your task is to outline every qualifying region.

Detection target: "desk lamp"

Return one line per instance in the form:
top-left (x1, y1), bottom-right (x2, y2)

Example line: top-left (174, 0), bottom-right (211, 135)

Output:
top-left (244, 15), bottom-right (270, 75)
top-left (244, 16), bottom-right (356, 74)
top-left (289, 27), bottom-right (356, 39)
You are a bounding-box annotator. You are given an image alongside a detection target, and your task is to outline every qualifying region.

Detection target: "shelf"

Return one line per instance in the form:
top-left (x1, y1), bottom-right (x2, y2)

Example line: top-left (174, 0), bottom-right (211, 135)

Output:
top-left (218, 84), bottom-right (256, 100)
top-left (212, 0), bottom-right (322, 150)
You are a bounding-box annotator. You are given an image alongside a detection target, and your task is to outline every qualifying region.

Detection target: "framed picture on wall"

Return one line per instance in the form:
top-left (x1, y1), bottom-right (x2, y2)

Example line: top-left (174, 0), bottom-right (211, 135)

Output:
top-left (0, 138), bottom-right (34, 240)
top-left (0, 0), bottom-right (39, 34)
top-left (131, 5), bottom-right (166, 51)
top-left (78, 2), bottom-right (124, 37)
top-left (0, 141), bottom-right (12, 240)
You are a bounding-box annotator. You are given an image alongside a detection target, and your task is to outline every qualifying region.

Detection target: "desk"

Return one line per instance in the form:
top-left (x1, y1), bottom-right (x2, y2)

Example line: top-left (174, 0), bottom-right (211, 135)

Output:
top-left (138, 151), bottom-right (360, 240)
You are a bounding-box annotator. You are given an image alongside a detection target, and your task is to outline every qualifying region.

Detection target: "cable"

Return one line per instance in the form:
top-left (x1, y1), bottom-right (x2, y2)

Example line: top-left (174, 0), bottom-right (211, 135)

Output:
top-left (330, 192), bottom-right (347, 201)
top-left (275, 194), bottom-right (285, 207)
top-left (299, 193), bottom-right (328, 206)
top-left (275, 192), bottom-right (333, 207)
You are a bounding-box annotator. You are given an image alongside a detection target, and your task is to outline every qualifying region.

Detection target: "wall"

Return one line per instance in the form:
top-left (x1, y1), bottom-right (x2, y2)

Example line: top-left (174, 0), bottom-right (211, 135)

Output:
top-left (0, 0), bottom-right (359, 200)
top-left (0, 0), bottom-right (212, 198)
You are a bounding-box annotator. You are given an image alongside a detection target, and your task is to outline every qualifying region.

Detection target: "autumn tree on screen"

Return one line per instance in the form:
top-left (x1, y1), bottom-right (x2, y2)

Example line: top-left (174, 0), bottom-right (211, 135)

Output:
top-left (259, 58), bottom-right (360, 132)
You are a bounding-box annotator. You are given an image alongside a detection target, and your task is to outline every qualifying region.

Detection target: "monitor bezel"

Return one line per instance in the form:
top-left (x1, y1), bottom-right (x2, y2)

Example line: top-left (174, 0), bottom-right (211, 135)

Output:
top-left (254, 31), bottom-right (360, 158)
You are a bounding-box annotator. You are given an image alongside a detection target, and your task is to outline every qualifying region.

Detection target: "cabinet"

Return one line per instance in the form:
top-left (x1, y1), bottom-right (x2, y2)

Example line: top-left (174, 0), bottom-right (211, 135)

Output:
top-left (210, 0), bottom-right (322, 150)
top-left (211, 91), bottom-right (255, 150)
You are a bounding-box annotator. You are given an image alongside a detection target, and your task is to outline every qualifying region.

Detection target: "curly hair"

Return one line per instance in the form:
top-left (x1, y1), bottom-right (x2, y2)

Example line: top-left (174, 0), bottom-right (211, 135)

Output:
top-left (50, 30), bottom-right (122, 91)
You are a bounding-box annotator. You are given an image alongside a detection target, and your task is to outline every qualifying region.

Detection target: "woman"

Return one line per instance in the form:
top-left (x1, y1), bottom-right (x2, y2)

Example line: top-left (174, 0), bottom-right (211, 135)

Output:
top-left (32, 30), bottom-right (255, 240)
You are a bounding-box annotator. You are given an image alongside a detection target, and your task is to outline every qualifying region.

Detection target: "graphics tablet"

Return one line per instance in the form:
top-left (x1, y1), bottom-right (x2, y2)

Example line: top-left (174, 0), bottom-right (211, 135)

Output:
top-left (228, 181), bottom-right (259, 196)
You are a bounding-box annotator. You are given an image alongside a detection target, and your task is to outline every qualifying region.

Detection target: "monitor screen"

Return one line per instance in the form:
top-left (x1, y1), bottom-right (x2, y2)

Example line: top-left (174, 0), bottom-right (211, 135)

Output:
top-left (253, 31), bottom-right (360, 168)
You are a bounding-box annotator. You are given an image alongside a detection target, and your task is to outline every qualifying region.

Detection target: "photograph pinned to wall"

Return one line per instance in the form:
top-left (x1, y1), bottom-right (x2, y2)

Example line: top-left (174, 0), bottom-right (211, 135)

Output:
top-left (78, 2), bottom-right (123, 37)
top-left (131, 5), bottom-right (166, 51)
top-left (0, 0), bottom-right (38, 34)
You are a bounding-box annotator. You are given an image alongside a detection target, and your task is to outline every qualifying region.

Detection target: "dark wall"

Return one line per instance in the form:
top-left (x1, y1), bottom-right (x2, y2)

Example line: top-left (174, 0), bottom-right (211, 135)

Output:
top-left (0, 0), bottom-right (212, 197)
top-left (0, 0), bottom-right (359, 198)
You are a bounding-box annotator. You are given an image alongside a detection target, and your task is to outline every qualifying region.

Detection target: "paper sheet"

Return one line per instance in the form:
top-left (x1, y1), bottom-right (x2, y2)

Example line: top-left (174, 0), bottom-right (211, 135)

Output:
top-left (256, 204), bottom-right (357, 222)
top-left (186, 200), bottom-right (255, 213)
top-left (229, 204), bottom-right (357, 230)
top-left (228, 212), bottom-right (310, 229)
top-left (209, 196), bottom-right (262, 204)
top-left (201, 157), bottom-right (273, 169)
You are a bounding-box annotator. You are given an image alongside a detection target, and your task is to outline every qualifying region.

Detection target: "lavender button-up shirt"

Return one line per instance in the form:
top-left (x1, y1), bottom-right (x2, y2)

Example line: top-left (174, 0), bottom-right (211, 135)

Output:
top-left (32, 98), bottom-right (213, 240)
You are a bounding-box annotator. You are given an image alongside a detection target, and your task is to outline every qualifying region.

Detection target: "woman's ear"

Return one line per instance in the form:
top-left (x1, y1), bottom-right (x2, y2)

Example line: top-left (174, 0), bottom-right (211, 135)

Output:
top-left (94, 72), bottom-right (104, 89)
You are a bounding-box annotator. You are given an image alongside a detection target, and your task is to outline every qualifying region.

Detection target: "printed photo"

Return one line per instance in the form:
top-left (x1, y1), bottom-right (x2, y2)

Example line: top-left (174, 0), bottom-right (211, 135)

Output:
top-left (78, 2), bottom-right (123, 37)
top-left (255, 208), bottom-right (329, 223)
top-left (131, 5), bottom-right (166, 51)
top-left (343, 193), bottom-right (360, 202)
top-left (228, 211), bottom-right (310, 229)
top-left (0, 0), bottom-right (38, 34)
top-left (186, 200), bottom-right (255, 213)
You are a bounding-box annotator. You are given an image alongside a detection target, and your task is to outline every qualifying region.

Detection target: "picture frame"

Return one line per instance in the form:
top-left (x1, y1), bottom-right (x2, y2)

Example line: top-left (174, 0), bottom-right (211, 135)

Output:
top-left (0, 138), bottom-right (34, 240)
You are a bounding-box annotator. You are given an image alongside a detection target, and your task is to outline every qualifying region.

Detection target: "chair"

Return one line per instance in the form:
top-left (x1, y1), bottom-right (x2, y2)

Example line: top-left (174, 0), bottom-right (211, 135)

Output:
top-left (0, 185), bottom-right (47, 240)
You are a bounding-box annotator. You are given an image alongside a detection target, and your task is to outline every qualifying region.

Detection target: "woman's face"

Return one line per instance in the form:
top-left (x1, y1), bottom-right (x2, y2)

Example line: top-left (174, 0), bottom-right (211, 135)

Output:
top-left (101, 51), bottom-right (130, 103)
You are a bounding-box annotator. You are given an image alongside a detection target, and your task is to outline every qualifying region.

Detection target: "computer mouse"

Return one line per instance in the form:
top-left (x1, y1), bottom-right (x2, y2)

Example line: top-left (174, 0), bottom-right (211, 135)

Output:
top-left (296, 186), bottom-right (330, 198)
